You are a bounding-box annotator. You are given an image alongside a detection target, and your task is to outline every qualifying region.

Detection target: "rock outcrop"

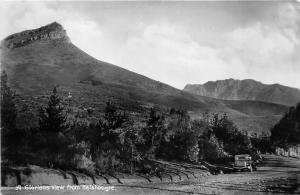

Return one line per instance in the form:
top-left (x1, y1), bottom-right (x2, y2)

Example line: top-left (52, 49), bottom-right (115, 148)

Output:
top-left (1, 22), bottom-right (70, 49)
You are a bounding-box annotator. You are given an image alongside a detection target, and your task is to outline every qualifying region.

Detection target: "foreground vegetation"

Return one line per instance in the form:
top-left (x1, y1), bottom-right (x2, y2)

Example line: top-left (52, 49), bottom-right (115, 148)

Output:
top-left (1, 70), bottom-right (296, 176)
top-left (271, 103), bottom-right (300, 149)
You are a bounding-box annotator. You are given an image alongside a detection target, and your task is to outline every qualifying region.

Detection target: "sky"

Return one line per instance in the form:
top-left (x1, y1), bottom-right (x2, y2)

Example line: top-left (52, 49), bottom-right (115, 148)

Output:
top-left (1, 1), bottom-right (300, 89)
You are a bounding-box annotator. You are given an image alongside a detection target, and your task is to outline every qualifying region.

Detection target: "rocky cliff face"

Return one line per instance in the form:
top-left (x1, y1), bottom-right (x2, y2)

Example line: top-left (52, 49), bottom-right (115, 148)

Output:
top-left (184, 79), bottom-right (300, 106)
top-left (1, 22), bottom-right (70, 49)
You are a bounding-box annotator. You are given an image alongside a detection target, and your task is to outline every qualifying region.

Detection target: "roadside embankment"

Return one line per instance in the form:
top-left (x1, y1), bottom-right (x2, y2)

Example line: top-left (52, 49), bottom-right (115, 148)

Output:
top-left (1, 162), bottom-right (212, 187)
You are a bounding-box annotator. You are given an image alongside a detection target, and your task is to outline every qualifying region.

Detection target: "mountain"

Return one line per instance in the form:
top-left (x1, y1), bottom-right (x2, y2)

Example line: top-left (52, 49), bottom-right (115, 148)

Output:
top-left (1, 22), bottom-right (205, 109)
top-left (0, 22), bottom-right (289, 134)
top-left (184, 79), bottom-right (300, 106)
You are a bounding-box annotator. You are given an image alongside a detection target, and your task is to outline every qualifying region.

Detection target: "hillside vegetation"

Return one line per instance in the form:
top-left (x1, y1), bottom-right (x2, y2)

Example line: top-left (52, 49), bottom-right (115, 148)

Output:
top-left (271, 103), bottom-right (300, 149)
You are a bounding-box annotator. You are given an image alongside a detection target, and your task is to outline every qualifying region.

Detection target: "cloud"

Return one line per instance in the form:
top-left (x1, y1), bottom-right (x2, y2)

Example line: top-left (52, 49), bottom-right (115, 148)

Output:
top-left (217, 3), bottom-right (300, 88)
top-left (221, 22), bottom-right (296, 69)
top-left (115, 16), bottom-right (299, 88)
top-left (117, 24), bottom-right (229, 88)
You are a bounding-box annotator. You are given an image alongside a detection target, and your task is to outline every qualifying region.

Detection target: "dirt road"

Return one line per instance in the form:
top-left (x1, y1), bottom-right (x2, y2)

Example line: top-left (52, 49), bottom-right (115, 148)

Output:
top-left (2, 155), bottom-right (300, 195)
top-left (140, 155), bottom-right (300, 195)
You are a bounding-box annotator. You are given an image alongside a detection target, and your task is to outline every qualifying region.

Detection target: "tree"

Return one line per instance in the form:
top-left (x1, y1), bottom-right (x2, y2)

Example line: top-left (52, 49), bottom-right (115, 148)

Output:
top-left (210, 113), bottom-right (252, 155)
top-left (38, 87), bottom-right (67, 133)
top-left (1, 70), bottom-right (17, 131)
top-left (0, 71), bottom-right (35, 165)
top-left (37, 87), bottom-right (73, 168)
top-left (1, 70), bottom-right (21, 163)
top-left (120, 125), bottom-right (142, 174)
top-left (211, 113), bottom-right (235, 143)
top-left (88, 100), bottom-right (129, 172)
top-left (168, 129), bottom-right (199, 162)
top-left (199, 130), bottom-right (226, 163)
top-left (251, 134), bottom-right (271, 153)
top-left (271, 103), bottom-right (300, 148)
top-left (157, 109), bottom-right (198, 162)
top-left (141, 108), bottom-right (166, 159)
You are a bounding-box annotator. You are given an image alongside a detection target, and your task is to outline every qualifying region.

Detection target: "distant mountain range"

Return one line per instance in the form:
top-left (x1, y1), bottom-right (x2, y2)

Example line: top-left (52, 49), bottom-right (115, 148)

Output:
top-left (184, 79), bottom-right (300, 106)
top-left (0, 22), bottom-right (292, 134)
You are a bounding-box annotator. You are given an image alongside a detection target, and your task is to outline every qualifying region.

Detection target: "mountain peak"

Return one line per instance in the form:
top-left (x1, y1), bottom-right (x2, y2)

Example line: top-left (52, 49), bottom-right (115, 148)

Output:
top-left (42, 22), bottom-right (64, 31)
top-left (1, 22), bottom-right (70, 49)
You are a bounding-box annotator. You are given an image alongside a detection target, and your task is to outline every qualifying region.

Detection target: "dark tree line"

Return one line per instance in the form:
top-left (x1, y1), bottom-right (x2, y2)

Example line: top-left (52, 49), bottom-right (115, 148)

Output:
top-left (1, 70), bottom-right (20, 163)
top-left (271, 103), bottom-right (300, 149)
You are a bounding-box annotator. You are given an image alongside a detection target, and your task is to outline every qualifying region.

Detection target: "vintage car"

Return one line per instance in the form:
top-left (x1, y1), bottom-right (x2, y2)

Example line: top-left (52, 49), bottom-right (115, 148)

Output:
top-left (233, 154), bottom-right (257, 172)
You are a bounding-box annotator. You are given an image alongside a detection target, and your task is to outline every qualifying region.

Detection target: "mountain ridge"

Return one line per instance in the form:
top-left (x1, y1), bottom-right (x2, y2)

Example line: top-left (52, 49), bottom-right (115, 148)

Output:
top-left (1, 22), bottom-right (70, 49)
top-left (184, 79), bottom-right (300, 106)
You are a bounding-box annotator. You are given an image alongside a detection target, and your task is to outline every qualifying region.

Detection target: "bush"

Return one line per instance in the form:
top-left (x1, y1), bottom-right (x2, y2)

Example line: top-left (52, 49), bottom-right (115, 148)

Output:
top-left (157, 109), bottom-right (198, 162)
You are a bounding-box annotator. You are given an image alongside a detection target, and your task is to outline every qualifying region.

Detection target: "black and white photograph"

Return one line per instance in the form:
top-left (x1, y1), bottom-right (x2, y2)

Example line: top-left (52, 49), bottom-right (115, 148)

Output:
top-left (0, 0), bottom-right (300, 194)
